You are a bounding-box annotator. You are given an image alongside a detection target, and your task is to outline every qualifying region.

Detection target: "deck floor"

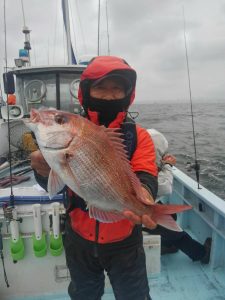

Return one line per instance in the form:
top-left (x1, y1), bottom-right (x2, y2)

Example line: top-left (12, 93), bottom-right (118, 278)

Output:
top-left (102, 251), bottom-right (225, 300)
top-left (1, 172), bottom-right (225, 300)
top-left (12, 251), bottom-right (225, 300)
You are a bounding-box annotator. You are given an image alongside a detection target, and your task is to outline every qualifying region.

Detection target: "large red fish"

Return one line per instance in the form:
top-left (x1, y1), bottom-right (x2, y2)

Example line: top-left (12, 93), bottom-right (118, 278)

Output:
top-left (26, 109), bottom-right (191, 230)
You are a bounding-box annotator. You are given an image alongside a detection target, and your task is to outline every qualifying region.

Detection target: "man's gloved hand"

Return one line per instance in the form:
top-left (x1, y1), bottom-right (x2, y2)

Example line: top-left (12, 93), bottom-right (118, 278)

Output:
top-left (30, 150), bottom-right (50, 177)
top-left (161, 154), bottom-right (176, 166)
top-left (122, 187), bottom-right (157, 229)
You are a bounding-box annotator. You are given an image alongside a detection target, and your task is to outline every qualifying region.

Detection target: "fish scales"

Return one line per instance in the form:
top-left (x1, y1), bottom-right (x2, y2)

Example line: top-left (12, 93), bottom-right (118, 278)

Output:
top-left (68, 133), bottom-right (127, 211)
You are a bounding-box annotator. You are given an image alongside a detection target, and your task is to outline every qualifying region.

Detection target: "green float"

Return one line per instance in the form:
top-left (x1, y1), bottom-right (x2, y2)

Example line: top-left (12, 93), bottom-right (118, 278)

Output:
top-left (49, 233), bottom-right (63, 256)
top-left (10, 236), bottom-right (25, 261)
top-left (32, 232), bottom-right (47, 257)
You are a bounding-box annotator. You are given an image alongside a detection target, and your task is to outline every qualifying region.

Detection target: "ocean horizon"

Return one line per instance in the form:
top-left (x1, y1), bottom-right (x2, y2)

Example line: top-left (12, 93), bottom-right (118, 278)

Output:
top-left (131, 100), bottom-right (225, 200)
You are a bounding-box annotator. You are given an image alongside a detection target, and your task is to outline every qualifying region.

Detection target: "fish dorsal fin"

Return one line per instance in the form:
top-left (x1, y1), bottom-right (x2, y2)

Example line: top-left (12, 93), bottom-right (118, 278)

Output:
top-left (103, 127), bottom-right (146, 199)
top-left (103, 127), bottom-right (129, 161)
top-left (48, 169), bottom-right (65, 198)
top-left (89, 205), bottom-right (125, 223)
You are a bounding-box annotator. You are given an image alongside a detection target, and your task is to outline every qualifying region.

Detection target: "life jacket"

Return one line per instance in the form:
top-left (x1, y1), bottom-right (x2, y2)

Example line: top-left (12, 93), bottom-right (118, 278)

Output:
top-left (67, 116), bottom-right (138, 244)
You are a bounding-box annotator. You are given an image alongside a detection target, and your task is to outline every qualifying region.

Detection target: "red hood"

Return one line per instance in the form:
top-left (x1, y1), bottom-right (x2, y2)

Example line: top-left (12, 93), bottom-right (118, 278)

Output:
top-left (78, 56), bottom-right (137, 108)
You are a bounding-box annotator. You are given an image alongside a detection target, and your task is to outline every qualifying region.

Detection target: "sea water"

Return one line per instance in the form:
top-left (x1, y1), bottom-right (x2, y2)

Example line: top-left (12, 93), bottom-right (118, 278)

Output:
top-left (132, 100), bottom-right (225, 200)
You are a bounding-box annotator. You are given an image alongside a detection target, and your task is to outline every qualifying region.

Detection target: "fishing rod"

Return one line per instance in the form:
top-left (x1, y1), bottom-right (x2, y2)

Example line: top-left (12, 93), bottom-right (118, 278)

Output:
top-left (182, 7), bottom-right (201, 189)
top-left (97, 0), bottom-right (101, 55)
top-left (3, 0), bottom-right (15, 206)
top-left (105, 0), bottom-right (110, 55)
top-left (1, 0), bottom-right (11, 287)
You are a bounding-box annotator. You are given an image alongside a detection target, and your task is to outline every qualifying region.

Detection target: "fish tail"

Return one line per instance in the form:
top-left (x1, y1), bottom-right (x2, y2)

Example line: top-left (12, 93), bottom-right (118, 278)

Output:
top-left (149, 203), bottom-right (192, 231)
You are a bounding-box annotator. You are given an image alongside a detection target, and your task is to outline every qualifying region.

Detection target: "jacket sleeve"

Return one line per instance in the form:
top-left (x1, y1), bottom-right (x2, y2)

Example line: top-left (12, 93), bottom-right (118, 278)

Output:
top-left (34, 170), bottom-right (48, 191)
top-left (157, 164), bottom-right (173, 199)
top-left (34, 170), bottom-right (66, 195)
top-left (131, 125), bottom-right (158, 200)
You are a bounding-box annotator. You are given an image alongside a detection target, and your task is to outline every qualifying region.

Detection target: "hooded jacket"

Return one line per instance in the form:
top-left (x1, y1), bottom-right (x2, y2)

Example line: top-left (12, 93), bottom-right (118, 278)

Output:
top-left (34, 56), bottom-right (158, 245)
top-left (147, 129), bottom-right (173, 200)
top-left (67, 56), bottom-right (158, 244)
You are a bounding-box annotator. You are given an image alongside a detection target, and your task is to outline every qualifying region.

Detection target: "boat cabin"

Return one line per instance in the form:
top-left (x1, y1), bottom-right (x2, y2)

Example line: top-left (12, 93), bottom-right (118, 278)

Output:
top-left (2, 65), bottom-right (85, 119)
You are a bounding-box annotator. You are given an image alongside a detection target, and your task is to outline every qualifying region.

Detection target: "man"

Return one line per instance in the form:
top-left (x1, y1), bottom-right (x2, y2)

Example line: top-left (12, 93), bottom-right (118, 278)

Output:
top-left (144, 129), bottom-right (211, 263)
top-left (147, 129), bottom-right (176, 201)
top-left (31, 56), bottom-right (158, 300)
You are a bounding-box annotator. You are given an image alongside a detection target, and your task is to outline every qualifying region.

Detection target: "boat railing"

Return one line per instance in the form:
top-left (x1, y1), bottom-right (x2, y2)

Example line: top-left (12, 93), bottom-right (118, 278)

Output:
top-left (170, 167), bottom-right (225, 270)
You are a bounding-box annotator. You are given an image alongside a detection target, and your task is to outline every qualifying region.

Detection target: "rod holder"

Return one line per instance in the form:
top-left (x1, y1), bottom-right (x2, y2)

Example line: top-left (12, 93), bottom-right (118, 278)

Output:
top-left (49, 233), bottom-right (63, 256)
top-left (49, 203), bottom-right (63, 256)
top-left (10, 209), bottom-right (24, 261)
top-left (32, 232), bottom-right (47, 257)
top-left (32, 204), bottom-right (47, 257)
top-left (10, 236), bottom-right (25, 261)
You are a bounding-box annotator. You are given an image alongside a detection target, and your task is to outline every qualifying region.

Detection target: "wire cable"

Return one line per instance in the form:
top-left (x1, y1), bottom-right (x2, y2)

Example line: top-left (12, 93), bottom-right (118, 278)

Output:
top-left (20, 0), bottom-right (26, 27)
top-left (0, 223), bottom-right (9, 287)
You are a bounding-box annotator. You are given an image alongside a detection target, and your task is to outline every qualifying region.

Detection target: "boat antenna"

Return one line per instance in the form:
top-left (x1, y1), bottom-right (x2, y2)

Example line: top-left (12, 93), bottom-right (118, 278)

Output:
top-left (21, 0), bottom-right (31, 66)
top-left (97, 0), bottom-right (101, 55)
top-left (182, 7), bottom-right (200, 189)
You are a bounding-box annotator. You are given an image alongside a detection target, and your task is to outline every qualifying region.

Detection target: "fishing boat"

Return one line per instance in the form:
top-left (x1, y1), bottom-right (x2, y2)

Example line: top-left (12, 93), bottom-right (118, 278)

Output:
top-left (0, 1), bottom-right (225, 300)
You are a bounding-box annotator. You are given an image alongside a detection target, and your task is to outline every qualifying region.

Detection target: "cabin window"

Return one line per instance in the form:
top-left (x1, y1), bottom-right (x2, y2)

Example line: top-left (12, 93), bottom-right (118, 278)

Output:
top-left (59, 74), bottom-right (80, 113)
top-left (17, 74), bottom-right (56, 114)
top-left (15, 71), bottom-right (82, 115)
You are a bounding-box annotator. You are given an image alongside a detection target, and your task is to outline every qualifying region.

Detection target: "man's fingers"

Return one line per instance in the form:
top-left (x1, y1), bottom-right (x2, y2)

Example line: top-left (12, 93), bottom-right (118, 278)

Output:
top-left (123, 211), bottom-right (157, 229)
top-left (162, 154), bottom-right (176, 166)
top-left (123, 211), bottom-right (141, 224)
top-left (142, 215), bottom-right (157, 229)
top-left (30, 150), bottom-right (50, 177)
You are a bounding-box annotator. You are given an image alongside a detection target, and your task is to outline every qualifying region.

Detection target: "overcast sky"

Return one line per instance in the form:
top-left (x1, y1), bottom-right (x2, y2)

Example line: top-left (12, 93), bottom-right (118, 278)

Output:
top-left (1, 0), bottom-right (225, 103)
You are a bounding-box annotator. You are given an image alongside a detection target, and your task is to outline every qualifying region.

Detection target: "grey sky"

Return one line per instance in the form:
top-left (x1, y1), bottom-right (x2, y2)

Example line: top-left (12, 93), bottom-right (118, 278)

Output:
top-left (1, 0), bottom-right (225, 103)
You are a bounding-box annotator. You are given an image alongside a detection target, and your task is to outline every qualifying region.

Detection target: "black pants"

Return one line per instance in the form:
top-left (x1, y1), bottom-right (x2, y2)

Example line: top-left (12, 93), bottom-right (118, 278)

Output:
top-left (143, 225), bottom-right (205, 261)
top-left (64, 225), bottom-right (152, 300)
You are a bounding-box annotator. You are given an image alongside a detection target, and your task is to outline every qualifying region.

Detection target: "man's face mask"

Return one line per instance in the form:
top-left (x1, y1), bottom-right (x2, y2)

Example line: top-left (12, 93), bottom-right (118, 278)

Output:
top-left (88, 77), bottom-right (131, 126)
top-left (88, 97), bottom-right (130, 126)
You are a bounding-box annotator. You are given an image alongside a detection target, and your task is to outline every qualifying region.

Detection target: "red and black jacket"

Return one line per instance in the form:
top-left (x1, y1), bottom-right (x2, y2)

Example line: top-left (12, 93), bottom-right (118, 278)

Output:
top-left (69, 56), bottom-right (158, 244)
top-left (35, 56), bottom-right (158, 244)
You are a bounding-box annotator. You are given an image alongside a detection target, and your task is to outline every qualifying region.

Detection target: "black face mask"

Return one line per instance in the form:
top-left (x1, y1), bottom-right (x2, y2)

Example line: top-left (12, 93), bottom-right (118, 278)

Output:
top-left (88, 96), bottom-right (130, 126)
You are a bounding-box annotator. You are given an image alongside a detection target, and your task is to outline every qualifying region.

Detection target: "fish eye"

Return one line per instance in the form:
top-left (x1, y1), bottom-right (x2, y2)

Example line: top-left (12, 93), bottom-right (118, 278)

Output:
top-left (54, 114), bottom-right (68, 125)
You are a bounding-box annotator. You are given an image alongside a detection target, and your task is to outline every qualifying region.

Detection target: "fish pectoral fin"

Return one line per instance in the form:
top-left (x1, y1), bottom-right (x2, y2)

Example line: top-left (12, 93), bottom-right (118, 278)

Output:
top-left (154, 214), bottom-right (183, 232)
top-left (89, 205), bottom-right (125, 223)
top-left (47, 169), bottom-right (65, 198)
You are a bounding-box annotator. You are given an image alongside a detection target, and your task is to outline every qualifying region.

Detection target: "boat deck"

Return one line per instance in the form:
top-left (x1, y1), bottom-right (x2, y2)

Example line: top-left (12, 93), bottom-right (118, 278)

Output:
top-left (11, 249), bottom-right (225, 300)
top-left (151, 251), bottom-right (224, 300)
top-left (1, 168), bottom-right (225, 300)
top-left (106, 250), bottom-right (225, 300)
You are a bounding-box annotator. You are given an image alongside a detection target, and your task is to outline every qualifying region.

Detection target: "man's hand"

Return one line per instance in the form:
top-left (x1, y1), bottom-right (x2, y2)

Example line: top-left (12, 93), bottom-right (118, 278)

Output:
top-left (161, 154), bottom-right (176, 166)
top-left (122, 187), bottom-right (157, 229)
top-left (30, 150), bottom-right (50, 177)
